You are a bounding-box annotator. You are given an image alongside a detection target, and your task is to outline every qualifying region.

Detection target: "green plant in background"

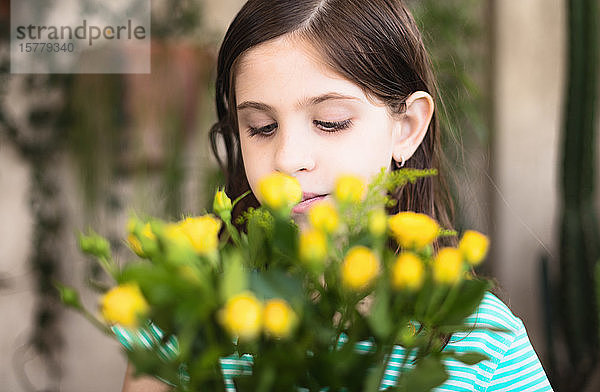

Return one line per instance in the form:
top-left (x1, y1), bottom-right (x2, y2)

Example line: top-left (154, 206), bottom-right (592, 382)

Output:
top-left (408, 0), bottom-right (490, 239)
top-left (0, 1), bottom-right (206, 390)
top-left (555, 0), bottom-right (600, 390)
top-left (410, 0), bottom-right (487, 145)
top-left (0, 73), bottom-right (71, 391)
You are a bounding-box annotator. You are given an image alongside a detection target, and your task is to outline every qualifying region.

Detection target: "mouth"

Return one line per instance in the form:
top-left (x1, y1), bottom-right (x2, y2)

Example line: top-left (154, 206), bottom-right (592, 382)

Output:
top-left (292, 193), bottom-right (329, 215)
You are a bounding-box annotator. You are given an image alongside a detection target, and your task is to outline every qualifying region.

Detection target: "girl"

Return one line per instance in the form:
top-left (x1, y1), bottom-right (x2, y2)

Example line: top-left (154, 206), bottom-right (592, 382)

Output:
top-left (120, 0), bottom-right (553, 390)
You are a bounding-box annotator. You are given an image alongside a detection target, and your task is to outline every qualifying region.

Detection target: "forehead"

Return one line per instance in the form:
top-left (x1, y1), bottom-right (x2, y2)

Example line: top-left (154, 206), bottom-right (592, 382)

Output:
top-left (234, 35), bottom-right (370, 105)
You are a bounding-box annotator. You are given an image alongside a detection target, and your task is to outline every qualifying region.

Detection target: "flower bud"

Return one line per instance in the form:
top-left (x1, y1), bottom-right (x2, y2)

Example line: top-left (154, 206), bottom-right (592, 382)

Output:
top-left (263, 298), bottom-right (297, 338)
top-left (433, 247), bottom-right (464, 285)
top-left (127, 221), bottom-right (156, 258)
top-left (391, 252), bottom-right (425, 291)
top-left (388, 212), bottom-right (439, 250)
top-left (459, 230), bottom-right (489, 266)
top-left (308, 201), bottom-right (339, 233)
top-left (78, 232), bottom-right (111, 260)
top-left (220, 291), bottom-right (263, 340)
top-left (334, 175), bottom-right (366, 204)
top-left (341, 246), bottom-right (380, 290)
top-left (213, 189), bottom-right (233, 221)
top-left (100, 283), bottom-right (149, 328)
top-left (299, 229), bottom-right (328, 269)
top-left (56, 282), bottom-right (82, 310)
top-left (368, 209), bottom-right (388, 237)
top-left (257, 172), bottom-right (302, 213)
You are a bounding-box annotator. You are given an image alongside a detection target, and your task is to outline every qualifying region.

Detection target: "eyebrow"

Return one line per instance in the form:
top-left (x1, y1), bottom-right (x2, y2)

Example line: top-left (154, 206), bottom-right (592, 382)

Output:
top-left (236, 93), bottom-right (361, 112)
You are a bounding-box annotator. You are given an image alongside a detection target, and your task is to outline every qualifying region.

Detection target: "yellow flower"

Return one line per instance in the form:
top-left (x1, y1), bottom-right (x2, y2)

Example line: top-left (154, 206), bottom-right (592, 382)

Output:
top-left (391, 252), bottom-right (425, 291)
top-left (220, 291), bottom-right (263, 340)
top-left (388, 212), bottom-right (439, 249)
top-left (308, 201), bottom-right (339, 233)
top-left (263, 298), bottom-right (297, 338)
top-left (127, 222), bottom-right (155, 258)
top-left (100, 283), bottom-right (149, 328)
top-left (368, 209), bottom-right (388, 237)
top-left (299, 229), bottom-right (328, 268)
top-left (334, 175), bottom-right (366, 204)
top-left (341, 246), bottom-right (380, 290)
top-left (459, 230), bottom-right (489, 266)
top-left (213, 189), bottom-right (233, 221)
top-left (257, 172), bottom-right (302, 211)
top-left (433, 247), bottom-right (464, 285)
top-left (180, 215), bottom-right (222, 255)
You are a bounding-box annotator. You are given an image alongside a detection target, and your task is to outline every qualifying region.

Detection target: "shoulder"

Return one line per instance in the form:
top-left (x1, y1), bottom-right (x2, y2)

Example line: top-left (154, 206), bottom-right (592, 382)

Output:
top-left (447, 291), bottom-right (523, 358)
top-left (468, 291), bottom-right (523, 332)
top-left (439, 292), bottom-right (553, 391)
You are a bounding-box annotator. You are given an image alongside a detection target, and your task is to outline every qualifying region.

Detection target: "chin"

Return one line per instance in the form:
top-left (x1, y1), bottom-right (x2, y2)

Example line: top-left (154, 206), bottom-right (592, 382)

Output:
top-left (291, 212), bottom-right (309, 232)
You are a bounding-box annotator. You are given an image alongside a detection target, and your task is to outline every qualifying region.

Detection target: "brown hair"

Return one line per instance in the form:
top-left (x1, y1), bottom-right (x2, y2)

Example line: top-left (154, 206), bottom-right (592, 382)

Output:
top-left (209, 0), bottom-right (455, 239)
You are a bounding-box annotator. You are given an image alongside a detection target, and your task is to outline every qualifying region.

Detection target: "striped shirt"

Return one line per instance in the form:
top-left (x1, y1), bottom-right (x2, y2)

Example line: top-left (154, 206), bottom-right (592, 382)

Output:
top-left (113, 291), bottom-right (553, 391)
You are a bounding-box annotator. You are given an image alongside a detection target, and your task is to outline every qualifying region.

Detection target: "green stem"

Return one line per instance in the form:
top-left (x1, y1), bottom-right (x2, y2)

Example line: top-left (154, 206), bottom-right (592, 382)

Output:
top-left (98, 256), bottom-right (119, 282)
top-left (79, 307), bottom-right (112, 335)
top-left (224, 219), bottom-right (243, 248)
top-left (430, 282), bottom-right (461, 325)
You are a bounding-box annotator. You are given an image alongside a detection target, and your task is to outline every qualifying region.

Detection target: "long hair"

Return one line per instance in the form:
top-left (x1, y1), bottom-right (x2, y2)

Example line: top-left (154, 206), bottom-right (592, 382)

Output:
top-left (209, 0), bottom-right (455, 238)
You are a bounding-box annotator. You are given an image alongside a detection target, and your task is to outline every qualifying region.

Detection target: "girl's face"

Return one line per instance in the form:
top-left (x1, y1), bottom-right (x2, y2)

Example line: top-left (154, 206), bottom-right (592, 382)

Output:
top-left (235, 36), bottom-right (402, 228)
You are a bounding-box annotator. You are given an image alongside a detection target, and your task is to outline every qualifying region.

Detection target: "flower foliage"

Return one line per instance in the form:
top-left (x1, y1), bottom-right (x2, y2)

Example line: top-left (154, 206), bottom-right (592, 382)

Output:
top-left (58, 168), bottom-right (494, 392)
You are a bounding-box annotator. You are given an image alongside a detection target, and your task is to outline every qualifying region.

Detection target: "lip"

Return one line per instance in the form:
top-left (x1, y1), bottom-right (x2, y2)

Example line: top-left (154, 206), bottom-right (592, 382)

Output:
top-left (292, 193), bottom-right (328, 214)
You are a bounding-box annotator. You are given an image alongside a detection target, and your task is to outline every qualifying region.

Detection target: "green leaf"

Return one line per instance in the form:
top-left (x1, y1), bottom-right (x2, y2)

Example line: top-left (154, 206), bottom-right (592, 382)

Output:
top-left (367, 282), bottom-right (393, 339)
top-left (249, 269), bottom-right (303, 304)
top-left (446, 351), bottom-right (489, 366)
top-left (432, 279), bottom-right (490, 326)
top-left (400, 356), bottom-right (449, 392)
top-left (271, 215), bottom-right (298, 263)
top-left (220, 250), bottom-right (247, 301)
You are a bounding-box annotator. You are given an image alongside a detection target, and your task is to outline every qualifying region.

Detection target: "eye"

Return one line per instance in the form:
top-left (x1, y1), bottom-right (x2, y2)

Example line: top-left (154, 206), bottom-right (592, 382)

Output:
top-left (247, 122), bottom-right (277, 138)
top-left (314, 119), bottom-right (353, 132)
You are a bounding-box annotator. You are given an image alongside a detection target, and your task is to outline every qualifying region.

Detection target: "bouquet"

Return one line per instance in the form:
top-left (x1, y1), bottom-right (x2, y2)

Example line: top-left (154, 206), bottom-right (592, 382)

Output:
top-left (58, 168), bottom-right (493, 392)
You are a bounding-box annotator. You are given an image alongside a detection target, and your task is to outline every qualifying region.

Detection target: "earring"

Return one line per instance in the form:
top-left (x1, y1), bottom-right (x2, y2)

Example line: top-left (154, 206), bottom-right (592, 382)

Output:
top-left (400, 155), bottom-right (405, 167)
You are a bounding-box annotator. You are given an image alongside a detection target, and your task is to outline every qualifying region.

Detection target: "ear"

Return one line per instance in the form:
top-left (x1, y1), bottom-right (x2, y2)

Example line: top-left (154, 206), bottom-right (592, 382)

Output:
top-left (391, 91), bottom-right (434, 165)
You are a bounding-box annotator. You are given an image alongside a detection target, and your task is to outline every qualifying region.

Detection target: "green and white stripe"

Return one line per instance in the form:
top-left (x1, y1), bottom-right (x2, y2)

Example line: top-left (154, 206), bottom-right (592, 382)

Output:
top-left (112, 292), bottom-right (553, 391)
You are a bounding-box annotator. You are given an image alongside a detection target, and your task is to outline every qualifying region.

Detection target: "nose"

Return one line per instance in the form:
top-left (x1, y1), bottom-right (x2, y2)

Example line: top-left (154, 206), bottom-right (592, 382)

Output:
top-left (273, 122), bottom-right (315, 176)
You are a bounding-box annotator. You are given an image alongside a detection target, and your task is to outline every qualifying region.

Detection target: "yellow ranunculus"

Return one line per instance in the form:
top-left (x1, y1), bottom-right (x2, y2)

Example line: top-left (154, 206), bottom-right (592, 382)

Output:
top-left (213, 189), bottom-right (233, 221)
top-left (391, 252), bottom-right (425, 291)
top-left (100, 283), bottom-right (149, 328)
top-left (341, 246), bottom-right (380, 290)
top-left (459, 230), bottom-right (489, 266)
top-left (299, 229), bottom-right (328, 268)
top-left (308, 201), bottom-right (339, 233)
top-left (334, 175), bottom-right (366, 204)
top-left (368, 209), bottom-right (388, 237)
top-left (257, 172), bottom-right (302, 212)
top-left (180, 215), bottom-right (222, 255)
top-left (164, 222), bottom-right (191, 246)
top-left (388, 212), bottom-right (439, 249)
top-left (433, 247), bottom-right (464, 285)
top-left (220, 291), bottom-right (263, 340)
top-left (263, 298), bottom-right (297, 338)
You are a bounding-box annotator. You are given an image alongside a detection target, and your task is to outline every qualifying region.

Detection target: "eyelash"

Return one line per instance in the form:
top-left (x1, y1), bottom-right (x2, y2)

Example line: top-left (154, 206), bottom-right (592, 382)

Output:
top-left (247, 119), bottom-right (353, 138)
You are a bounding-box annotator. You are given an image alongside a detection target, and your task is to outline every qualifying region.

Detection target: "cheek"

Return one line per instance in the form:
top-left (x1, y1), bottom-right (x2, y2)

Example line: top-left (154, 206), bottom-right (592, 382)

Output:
top-left (331, 127), bottom-right (394, 178)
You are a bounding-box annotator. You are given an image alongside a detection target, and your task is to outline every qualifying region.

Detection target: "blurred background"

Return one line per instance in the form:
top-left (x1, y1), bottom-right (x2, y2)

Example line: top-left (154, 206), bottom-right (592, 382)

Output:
top-left (0, 0), bottom-right (598, 391)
